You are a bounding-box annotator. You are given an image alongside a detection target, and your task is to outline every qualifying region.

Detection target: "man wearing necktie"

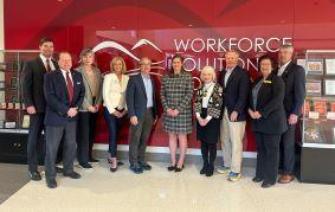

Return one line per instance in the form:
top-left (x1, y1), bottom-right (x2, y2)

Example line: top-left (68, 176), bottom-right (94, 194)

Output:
top-left (43, 52), bottom-right (85, 188)
top-left (22, 37), bottom-right (58, 181)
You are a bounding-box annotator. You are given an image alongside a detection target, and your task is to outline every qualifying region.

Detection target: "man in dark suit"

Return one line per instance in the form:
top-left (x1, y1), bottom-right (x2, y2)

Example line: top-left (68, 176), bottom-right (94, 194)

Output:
top-left (126, 57), bottom-right (157, 174)
top-left (43, 52), bottom-right (85, 188)
top-left (274, 44), bottom-right (306, 184)
top-left (22, 37), bottom-right (58, 181)
top-left (217, 50), bottom-right (250, 182)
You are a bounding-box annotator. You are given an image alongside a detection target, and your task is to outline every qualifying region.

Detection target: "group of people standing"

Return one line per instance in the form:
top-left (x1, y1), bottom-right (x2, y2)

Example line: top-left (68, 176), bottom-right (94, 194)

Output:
top-left (22, 37), bottom-right (305, 189)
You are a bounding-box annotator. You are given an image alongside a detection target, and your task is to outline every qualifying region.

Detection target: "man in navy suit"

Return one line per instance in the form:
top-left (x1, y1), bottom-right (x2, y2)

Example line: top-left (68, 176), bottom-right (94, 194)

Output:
top-left (126, 57), bottom-right (157, 174)
top-left (274, 44), bottom-right (306, 184)
top-left (43, 52), bottom-right (85, 188)
top-left (218, 50), bottom-right (250, 182)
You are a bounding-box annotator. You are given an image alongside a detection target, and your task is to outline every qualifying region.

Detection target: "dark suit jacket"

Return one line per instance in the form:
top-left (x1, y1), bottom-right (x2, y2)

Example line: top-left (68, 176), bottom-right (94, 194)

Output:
top-left (273, 62), bottom-right (306, 117)
top-left (126, 73), bottom-right (158, 119)
top-left (22, 56), bottom-right (59, 112)
top-left (43, 70), bottom-right (85, 126)
top-left (219, 66), bottom-right (250, 121)
top-left (249, 73), bottom-right (287, 135)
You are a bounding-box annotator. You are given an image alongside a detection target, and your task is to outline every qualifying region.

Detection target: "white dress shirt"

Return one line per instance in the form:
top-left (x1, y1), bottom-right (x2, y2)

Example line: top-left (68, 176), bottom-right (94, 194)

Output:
top-left (103, 73), bottom-right (129, 114)
top-left (60, 69), bottom-right (73, 85)
top-left (39, 54), bottom-right (56, 71)
top-left (277, 60), bottom-right (291, 76)
top-left (224, 66), bottom-right (236, 87)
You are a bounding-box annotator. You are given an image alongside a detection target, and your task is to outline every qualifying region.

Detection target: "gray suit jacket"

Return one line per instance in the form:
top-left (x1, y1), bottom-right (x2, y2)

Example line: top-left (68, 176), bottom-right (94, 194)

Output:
top-left (75, 66), bottom-right (103, 112)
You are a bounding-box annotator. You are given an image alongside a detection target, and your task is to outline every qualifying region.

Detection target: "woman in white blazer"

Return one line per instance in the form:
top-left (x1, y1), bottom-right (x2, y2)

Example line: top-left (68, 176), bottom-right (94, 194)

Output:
top-left (103, 56), bottom-right (129, 172)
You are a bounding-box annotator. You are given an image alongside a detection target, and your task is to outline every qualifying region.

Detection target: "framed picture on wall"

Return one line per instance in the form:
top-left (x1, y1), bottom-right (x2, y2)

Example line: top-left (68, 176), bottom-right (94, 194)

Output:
top-left (306, 80), bottom-right (322, 96)
top-left (325, 59), bottom-right (335, 75)
top-left (10, 77), bottom-right (17, 90)
top-left (324, 79), bottom-right (335, 96)
top-left (307, 59), bottom-right (324, 75)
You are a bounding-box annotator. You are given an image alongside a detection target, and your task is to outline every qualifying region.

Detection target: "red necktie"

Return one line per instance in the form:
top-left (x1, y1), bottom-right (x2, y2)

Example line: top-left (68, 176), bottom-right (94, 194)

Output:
top-left (66, 71), bottom-right (74, 103)
top-left (46, 59), bottom-right (52, 72)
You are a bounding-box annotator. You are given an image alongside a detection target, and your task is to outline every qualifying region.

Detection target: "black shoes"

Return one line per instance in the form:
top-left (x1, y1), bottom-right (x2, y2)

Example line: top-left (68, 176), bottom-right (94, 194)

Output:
top-left (261, 182), bottom-right (275, 188)
top-left (252, 177), bottom-right (263, 183)
top-left (63, 171), bottom-right (81, 179)
top-left (205, 166), bottom-right (214, 177)
top-left (175, 165), bottom-right (184, 172)
top-left (89, 158), bottom-right (99, 163)
top-left (200, 166), bottom-right (207, 175)
top-left (139, 162), bottom-right (152, 171)
top-left (130, 164), bottom-right (143, 174)
top-left (46, 178), bottom-right (57, 189)
top-left (80, 163), bottom-right (93, 169)
top-left (167, 165), bottom-right (176, 171)
top-left (29, 171), bottom-right (42, 181)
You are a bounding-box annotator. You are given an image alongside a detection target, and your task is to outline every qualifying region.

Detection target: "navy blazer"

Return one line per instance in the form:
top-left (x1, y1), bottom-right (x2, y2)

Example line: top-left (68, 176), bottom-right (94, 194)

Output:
top-left (126, 73), bottom-right (157, 119)
top-left (44, 70), bottom-right (85, 126)
top-left (219, 66), bottom-right (250, 121)
top-left (22, 57), bottom-right (59, 113)
top-left (249, 73), bottom-right (288, 135)
top-left (273, 62), bottom-right (306, 117)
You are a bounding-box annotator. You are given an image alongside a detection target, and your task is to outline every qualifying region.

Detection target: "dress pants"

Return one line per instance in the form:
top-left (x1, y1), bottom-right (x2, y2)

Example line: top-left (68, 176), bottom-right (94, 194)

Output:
top-left (77, 112), bottom-right (97, 164)
top-left (45, 121), bottom-right (77, 180)
top-left (280, 124), bottom-right (296, 175)
top-left (129, 109), bottom-right (154, 166)
top-left (254, 132), bottom-right (281, 184)
top-left (103, 107), bottom-right (123, 157)
top-left (220, 109), bottom-right (246, 173)
top-left (27, 113), bottom-right (45, 173)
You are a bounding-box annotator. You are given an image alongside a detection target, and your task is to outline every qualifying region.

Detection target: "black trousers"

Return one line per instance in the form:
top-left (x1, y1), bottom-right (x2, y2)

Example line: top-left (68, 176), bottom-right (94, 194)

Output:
top-left (200, 142), bottom-right (217, 167)
top-left (27, 113), bottom-right (45, 172)
top-left (77, 112), bottom-right (97, 164)
top-left (254, 132), bottom-right (281, 184)
top-left (45, 121), bottom-right (77, 180)
top-left (129, 109), bottom-right (154, 166)
top-left (280, 124), bottom-right (296, 175)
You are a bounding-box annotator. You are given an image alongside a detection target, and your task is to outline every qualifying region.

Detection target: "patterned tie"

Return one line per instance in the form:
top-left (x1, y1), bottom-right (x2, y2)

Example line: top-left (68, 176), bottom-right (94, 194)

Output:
top-left (66, 71), bottom-right (74, 103)
top-left (46, 58), bottom-right (52, 72)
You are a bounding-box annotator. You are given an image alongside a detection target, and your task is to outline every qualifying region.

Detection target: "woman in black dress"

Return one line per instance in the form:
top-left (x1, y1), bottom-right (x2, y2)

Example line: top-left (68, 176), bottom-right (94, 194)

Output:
top-left (194, 66), bottom-right (223, 176)
top-left (248, 55), bottom-right (287, 188)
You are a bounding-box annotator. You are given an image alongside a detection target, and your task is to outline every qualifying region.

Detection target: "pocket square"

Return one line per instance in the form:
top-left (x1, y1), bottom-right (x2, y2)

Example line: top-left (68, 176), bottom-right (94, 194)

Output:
top-left (76, 82), bottom-right (81, 85)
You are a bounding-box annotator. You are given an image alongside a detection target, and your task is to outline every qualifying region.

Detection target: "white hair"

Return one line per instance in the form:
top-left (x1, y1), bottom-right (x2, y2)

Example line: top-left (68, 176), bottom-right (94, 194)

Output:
top-left (200, 66), bottom-right (217, 82)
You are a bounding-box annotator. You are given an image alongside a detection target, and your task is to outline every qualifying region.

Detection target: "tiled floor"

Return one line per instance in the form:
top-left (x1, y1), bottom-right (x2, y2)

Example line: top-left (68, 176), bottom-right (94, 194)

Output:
top-left (0, 161), bottom-right (334, 212)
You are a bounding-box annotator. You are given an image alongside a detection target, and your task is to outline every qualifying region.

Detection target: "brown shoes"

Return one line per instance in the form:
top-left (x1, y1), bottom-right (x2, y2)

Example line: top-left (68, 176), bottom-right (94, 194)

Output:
top-left (278, 174), bottom-right (295, 184)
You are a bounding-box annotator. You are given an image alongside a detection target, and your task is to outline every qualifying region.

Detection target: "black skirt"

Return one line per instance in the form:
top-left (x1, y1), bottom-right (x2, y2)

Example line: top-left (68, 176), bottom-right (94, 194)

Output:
top-left (196, 108), bottom-right (220, 144)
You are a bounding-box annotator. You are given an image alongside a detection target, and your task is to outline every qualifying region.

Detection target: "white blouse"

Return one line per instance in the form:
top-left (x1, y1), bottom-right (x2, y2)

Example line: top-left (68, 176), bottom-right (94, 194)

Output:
top-left (103, 73), bottom-right (129, 114)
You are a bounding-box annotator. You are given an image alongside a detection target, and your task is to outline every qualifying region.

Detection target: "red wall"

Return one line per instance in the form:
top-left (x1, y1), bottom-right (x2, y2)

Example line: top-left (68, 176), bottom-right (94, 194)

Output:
top-left (5, 0), bottom-right (335, 151)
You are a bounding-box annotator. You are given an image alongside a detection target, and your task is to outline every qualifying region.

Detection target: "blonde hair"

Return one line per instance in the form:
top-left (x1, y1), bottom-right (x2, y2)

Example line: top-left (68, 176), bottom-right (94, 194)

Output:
top-left (110, 56), bottom-right (127, 74)
top-left (200, 66), bottom-right (216, 82)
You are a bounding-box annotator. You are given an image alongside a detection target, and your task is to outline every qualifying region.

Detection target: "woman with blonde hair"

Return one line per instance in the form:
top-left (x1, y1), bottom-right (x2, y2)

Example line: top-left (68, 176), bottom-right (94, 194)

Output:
top-left (103, 56), bottom-right (129, 172)
top-left (194, 66), bottom-right (223, 176)
top-left (76, 48), bottom-right (103, 168)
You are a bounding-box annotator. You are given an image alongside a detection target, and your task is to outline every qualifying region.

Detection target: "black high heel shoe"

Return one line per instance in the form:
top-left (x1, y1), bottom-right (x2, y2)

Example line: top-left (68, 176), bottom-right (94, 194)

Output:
top-left (167, 165), bottom-right (176, 171)
top-left (175, 165), bottom-right (184, 172)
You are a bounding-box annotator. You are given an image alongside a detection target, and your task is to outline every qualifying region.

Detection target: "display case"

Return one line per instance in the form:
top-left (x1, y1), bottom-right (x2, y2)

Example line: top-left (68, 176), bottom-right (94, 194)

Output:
top-left (300, 50), bottom-right (335, 184)
top-left (0, 50), bottom-right (42, 163)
